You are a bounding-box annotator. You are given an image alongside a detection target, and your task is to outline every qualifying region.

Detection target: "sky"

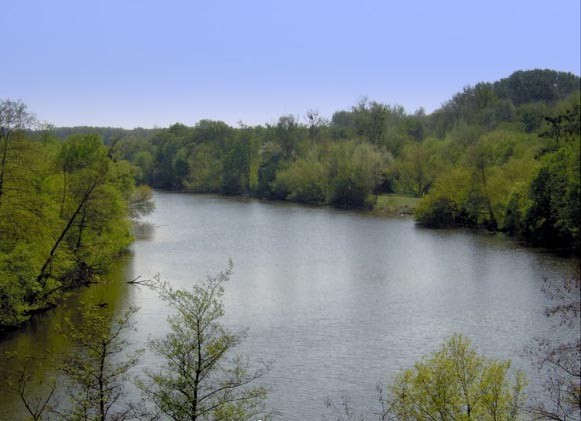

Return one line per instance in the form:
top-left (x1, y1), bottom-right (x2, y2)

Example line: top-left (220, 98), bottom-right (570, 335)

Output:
top-left (1, 0), bottom-right (580, 129)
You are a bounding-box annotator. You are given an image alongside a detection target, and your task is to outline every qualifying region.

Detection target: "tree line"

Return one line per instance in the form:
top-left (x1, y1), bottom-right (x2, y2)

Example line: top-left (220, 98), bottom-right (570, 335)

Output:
top-left (0, 100), bottom-right (153, 332)
top-left (83, 68), bottom-right (578, 252)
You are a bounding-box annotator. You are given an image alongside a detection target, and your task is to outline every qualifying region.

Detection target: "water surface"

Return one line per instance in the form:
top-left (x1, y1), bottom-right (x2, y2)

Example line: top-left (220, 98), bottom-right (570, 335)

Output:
top-left (0, 191), bottom-right (577, 419)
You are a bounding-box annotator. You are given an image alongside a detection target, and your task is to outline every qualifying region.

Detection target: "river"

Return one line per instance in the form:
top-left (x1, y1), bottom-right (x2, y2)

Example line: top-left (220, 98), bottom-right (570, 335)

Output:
top-left (0, 191), bottom-right (578, 419)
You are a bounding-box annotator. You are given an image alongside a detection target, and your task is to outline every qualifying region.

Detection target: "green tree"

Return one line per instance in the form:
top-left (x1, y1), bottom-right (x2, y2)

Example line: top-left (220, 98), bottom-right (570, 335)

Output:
top-left (59, 305), bottom-right (142, 421)
top-left (186, 143), bottom-right (223, 193)
top-left (328, 140), bottom-right (384, 208)
top-left (494, 70), bottom-right (580, 106)
top-left (0, 99), bottom-right (36, 201)
top-left (273, 148), bottom-right (327, 203)
top-left (128, 184), bottom-right (155, 218)
top-left (522, 129), bottom-right (580, 250)
top-left (306, 109), bottom-right (324, 143)
top-left (516, 102), bottom-right (550, 133)
top-left (388, 334), bottom-right (527, 421)
top-left (330, 110), bottom-right (356, 139)
top-left (393, 140), bottom-right (441, 197)
top-left (0, 134), bottom-right (61, 327)
top-left (255, 142), bottom-right (284, 198)
top-left (527, 274), bottom-right (580, 421)
top-left (221, 128), bottom-right (259, 195)
top-left (37, 134), bottom-right (133, 287)
top-left (276, 115), bottom-right (301, 160)
top-left (139, 265), bottom-right (270, 421)
top-left (352, 99), bottom-right (387, 146)
top-left (151, 131), bottom-right (180, 189)
top-left (132, 149), bottom-right (154, 185)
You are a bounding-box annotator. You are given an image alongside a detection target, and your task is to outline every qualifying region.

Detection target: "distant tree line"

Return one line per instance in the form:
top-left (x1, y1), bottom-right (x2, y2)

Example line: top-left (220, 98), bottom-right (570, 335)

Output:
top-left (83, 69), bottom-right (579, 251)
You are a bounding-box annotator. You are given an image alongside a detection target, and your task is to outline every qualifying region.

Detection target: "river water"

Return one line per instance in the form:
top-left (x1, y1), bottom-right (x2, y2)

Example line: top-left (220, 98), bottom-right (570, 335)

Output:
top-left (0, 191), bottom-right (578, 419)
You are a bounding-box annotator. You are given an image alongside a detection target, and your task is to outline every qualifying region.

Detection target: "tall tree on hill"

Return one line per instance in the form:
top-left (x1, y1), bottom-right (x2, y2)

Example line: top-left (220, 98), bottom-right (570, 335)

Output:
top-left (0, 99), bottom-right (35, 202)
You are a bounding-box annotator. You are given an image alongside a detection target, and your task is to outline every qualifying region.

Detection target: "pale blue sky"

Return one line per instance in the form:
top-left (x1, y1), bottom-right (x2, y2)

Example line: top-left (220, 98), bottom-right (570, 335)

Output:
top-left (2, 0), bottom-right (579, 128)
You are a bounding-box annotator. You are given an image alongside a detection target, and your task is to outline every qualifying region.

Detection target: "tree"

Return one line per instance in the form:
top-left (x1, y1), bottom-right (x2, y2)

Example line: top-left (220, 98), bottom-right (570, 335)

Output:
top-left (36, 134), bottom-right (133, 288)
top-left (221, 129), bottom-right (259, 195)
top-left (522, 130), bottom-right (580, 250)
top-left (328, 140), bottom-right (384, 208)
top-left (5, 354), bottom-right (56, 421)
top-left (388, 334), bottom-right (527, 421)
top-left (139, 264), bottom-right (270, 421)
top-left (527, 275), bottom-right (580, 421)
top-left (186, 143), bottom-right (223, 193)
top-left (276, 115), bottom-right (301, 160)
top-left (0, 99), bottom-right (36, 201)
top-left (352, 99), bottom-right (388, 146)
top-left (305, 109), bottom-right (324, 143)
top-left (494, 70), bottom-right (580, 106)
top-left (59, 305), bottom-right (142, 421)
top-left (394, 140), bottom-right (440, 197)
top-left (128, 184), bottom-right (156, 218)
top-left (273, 147), bottom-right (327, 203)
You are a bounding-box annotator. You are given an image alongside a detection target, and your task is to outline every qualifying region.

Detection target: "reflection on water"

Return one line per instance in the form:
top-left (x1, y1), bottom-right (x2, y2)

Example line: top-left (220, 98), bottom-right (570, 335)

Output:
top-left (132, 220), bottom-right (155, 241)
top-left (0, 255), bottom-right (135, 418)
top-left (0, 191), bottom-right (578, 420)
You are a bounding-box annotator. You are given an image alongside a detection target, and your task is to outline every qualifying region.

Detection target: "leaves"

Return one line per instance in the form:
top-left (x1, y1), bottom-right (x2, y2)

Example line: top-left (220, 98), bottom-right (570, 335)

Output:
top-left (59, 305), bottom-right (142, 421)
top-left (0, 121), bottom-right (144, 330)
top-left (139, 264), bottom-right (271, 421)
top-left (388, 334), bottom-right (527, 421)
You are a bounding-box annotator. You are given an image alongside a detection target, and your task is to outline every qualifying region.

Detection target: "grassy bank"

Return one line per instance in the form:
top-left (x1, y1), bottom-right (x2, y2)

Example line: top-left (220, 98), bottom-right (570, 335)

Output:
top-left (372, 194), bottom-right (420, 216)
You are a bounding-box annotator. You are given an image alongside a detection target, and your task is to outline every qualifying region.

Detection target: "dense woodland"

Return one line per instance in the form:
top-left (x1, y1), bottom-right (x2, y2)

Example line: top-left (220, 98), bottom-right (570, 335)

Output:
top-left (0, 101), bottom-right (153, 331)
top-left (100, 69), bottom-right (578, 252)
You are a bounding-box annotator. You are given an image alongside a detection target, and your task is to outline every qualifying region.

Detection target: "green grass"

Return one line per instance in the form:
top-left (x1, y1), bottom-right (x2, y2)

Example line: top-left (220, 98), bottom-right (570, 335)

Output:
top-left (373, 194), bottom-right (421, 216)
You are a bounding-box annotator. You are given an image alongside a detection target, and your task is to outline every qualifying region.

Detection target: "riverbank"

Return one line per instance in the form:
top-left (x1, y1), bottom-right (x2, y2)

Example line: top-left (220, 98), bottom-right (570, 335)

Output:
top-left (372, 194), bottom-right (420, 216)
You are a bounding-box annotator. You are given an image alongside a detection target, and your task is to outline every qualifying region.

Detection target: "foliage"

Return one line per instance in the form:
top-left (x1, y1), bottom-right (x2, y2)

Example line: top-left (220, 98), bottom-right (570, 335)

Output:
top-left (138, 264), bottom-right (270, 421)
top-left (0, 99), bottom-right (36, 201)
top-left (128, 184), bottom-right (156, 218)
top-left (388, 334), bottom-right (527, 421)
top-left (520, 128), bottom-right (580, 249)
top-left (327, 140), bottom-right (384, 208)
top-left (58, 305), bottom-right (142, 421)
top-left (527, 275), bottom-right (581, 421)
top-left (34, 69), bottom-right (581, 252)
top-left (273, 148), bottom-right (327, 202)
top-left (4, 354), bottom-right (57, 421)
top-left (0, 103), bottom-right (146, 331)
top-left (494, 69), bottom-right (580, 106)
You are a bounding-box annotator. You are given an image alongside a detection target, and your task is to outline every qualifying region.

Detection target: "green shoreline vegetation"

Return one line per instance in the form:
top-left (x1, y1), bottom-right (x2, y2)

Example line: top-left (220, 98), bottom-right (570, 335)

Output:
top-left (0, 101), bottom-right (154, 332)
top-left (105, 69), bottom-right (578, 248)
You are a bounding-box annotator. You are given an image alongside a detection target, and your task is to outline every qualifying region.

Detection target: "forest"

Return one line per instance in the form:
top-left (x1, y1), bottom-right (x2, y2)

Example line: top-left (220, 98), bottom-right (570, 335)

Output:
top-left (102, 68), bottom-right (579, 252)
top-left (0, 102), bottom-right (153, 332)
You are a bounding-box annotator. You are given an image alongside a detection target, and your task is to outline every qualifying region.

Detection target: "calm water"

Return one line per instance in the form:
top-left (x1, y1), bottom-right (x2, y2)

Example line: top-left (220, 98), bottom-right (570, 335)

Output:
top-left (0, 191), bottom-right (578, 419)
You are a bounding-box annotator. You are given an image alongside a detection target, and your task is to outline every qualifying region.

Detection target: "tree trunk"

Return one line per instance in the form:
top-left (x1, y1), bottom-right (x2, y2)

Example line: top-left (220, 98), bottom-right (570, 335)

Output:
top-left (76, 204), bottom-right (87, 252)
top-left (99, 341), bottom-right (106, 421)
top-left (36, 178), bottom-right (100, 287)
